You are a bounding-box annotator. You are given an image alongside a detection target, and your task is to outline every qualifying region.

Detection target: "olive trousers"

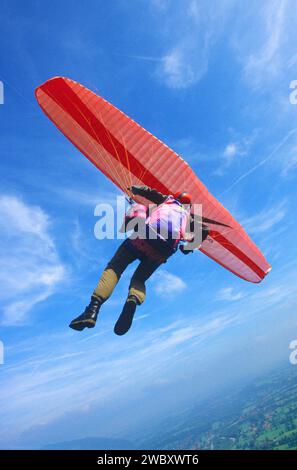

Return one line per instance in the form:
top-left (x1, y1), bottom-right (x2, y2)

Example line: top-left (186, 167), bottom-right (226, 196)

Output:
top-left (93, 242), bottom-right (162, 305)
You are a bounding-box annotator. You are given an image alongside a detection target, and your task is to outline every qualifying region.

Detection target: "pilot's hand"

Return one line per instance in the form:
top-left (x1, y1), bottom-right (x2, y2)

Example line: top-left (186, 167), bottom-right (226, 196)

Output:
top-left (127, 185), bottom-right (139, 194)
top-left (179, 245), bottom-right (193, 255)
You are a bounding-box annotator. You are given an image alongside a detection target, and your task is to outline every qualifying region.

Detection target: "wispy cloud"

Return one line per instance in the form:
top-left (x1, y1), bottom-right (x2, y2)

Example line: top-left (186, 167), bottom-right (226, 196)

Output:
top-left (230, 0), bottom-right (297, 92)
top-left (158, 43), bottom-right (209, 89)
top-left (224, 143), bottom-right (238, 159)
top-left (243, 0), bottom-right (287, 87)
top-left (119, 1), bottom-right (233, 90)
top-left (213, 128), bottom-right (262, 177)
top-left (217, 287), bottom-right (244, 301)
top-left (124, 1), bottom-right (295, 93)
top-left (152, 0), bottom-right (234, 89)
top-left (2, 292), bottom-right (53, 326)
top-left (221, 129), bottom-right (297, 195)
top-left (0, 304), bottom-right (238, 444)
top-left (0, 195), bottom-right (67, 325)
top-left (152, 270), bottom-right (187, 297)
top-left (214, 141), bottom-right (248, 176)
top-left (241, 201), bottom-right (286, 234)
top-left (0, 322), bottom-right (190, 442)
top-left (1, 259), bottom-right (297, 447)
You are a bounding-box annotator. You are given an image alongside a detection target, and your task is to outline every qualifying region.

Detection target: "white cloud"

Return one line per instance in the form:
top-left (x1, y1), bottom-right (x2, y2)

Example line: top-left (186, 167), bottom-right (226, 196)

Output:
top-left (0, 195), bottom-right (66, 325)
top-left (138, 1), bottom-right (296, 91)
top-left (154, 0), bottom-right (234, 89)
top-left (0, 194), bottom-right (53, 244)
top-left (217, 287), bottom-right (244, 301)
top-left (241, 201), bottom-right (286, 234)
top-left (222, 142), bottom-right (245, 166)
top-left (159, 43), bottom-right (209, 89)
top-left (221, 129), bottom-right (297, 195)
top-left (152, 270), bottom-right (187, 297)
top-left (230, 0), bottom-right (297, 91)
top-left (214, 138), bottom-right (251, 176)
top-left (224, 143), bottom-right (238, 159)
top-left (243, 0), bottom-right (287, 87)
top-left (2, 292), bottom-right (52, 326)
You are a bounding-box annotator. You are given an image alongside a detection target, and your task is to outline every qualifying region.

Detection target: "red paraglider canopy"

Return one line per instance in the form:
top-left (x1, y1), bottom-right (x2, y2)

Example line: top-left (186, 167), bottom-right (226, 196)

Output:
top-left (35, 77), bottom-right (271, 283)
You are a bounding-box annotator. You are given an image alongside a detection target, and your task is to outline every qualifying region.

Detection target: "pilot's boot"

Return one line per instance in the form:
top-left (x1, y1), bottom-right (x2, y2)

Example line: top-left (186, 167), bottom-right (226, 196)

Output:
top-left (114, 296), bottom-right (138, 336)
top-left (69, 296), bottom-right (102, 331)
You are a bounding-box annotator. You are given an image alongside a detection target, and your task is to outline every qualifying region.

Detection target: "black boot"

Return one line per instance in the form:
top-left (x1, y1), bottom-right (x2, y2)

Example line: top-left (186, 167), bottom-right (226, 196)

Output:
top-left (69, 296), bottom-right (102, 331)
top-left (114, 296), bottom-right (138, 336)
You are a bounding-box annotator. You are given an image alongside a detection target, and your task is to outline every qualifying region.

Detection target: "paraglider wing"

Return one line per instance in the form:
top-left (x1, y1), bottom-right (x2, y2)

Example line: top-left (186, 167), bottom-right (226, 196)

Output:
top-left (35, 77), bottom-right (271, 283)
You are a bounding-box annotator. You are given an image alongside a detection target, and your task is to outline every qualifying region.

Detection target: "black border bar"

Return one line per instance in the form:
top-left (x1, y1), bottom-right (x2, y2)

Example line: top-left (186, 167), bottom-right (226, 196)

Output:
top-left (0, 450), bottom-right (297, 465)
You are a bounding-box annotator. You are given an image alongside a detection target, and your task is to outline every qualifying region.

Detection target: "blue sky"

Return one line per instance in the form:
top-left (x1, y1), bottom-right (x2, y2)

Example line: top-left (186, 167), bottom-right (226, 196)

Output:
top-left (1, 0), bottom-right (297, 449)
